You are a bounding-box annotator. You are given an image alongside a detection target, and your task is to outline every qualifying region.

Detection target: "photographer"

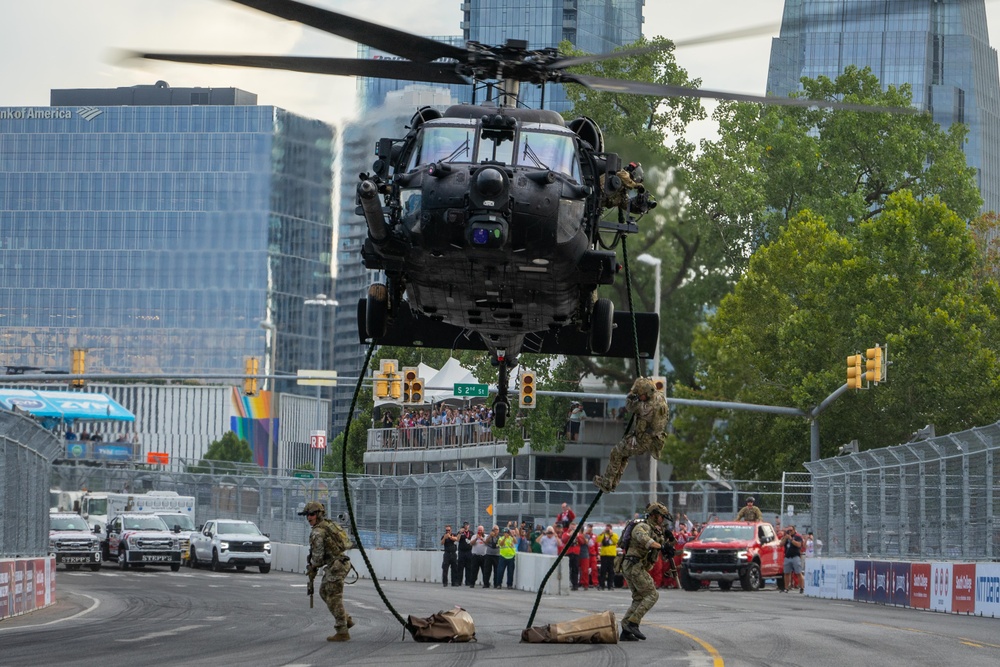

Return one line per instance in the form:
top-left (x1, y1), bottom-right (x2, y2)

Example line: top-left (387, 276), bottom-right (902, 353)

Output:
top-left (440, 524), bottom-right (459, 587)
top-left (780, 525), bottom-right (804, 593)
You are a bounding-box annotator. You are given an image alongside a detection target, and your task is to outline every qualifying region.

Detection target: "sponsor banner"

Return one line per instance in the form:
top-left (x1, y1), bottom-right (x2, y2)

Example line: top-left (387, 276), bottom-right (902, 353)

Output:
top-left (974, 562), bottom-right (1000, 617)
top-left (872, 561), bottom-right (891, 604)
top-left (0, 560), bottom-right (11, 618)
top-left (890, 562), bottom-right (911, 606)
top-left (931, 562), bottom-right (953, 612)
top-left (855, 560), bottom-right (874, 602)
top-left (47, 557), bottom-right (54, 607)
top-left (837, 559), bottom-right (856, 599)
top-left (952, 563), bottom-right (976, 613)
top-left (910, 563), bottom-right (931, 610)
top-left (809, 558), bottom-right (843, 599)
top-left (34, 559), bottom-right (46, 609)
top-left (13, 560), bottom-right (26, 615)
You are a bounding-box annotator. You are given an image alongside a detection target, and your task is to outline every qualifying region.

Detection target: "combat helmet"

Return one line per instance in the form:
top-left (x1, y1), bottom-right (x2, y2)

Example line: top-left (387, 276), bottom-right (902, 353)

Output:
top-left (645, 502), bottom-right (672, 522)
top-left (298, 500), bottom-right (326, 516)
top-left (631, 376), bottom-right (657, 397)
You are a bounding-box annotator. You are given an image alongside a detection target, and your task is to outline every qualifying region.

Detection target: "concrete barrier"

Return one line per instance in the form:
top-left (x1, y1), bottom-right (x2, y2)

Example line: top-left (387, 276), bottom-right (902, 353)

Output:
top-left (272, 543), bottom-right (569, 595)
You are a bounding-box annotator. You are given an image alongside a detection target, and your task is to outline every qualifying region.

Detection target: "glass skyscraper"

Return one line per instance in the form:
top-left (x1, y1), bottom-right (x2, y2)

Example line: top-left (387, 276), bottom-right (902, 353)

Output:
top-left (0, 84), bottom-right (335, 391)
top-left (357, 0), bottom-right (645, 113)
top-left (766, 0), bottom-right (1000, 212)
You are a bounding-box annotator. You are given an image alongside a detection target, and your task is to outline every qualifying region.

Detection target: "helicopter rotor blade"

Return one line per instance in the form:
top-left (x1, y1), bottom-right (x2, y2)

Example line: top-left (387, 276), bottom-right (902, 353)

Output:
top-left (672, 23), bottom-right (781, 49)
top-left (561, 73), bottom-right (915, 114)
top-left (227, 0), bottom-right (467, 63)
top-left (128, 51), bottom-right (468, 84)
top-left (547, 43), bottom-right (668, 70)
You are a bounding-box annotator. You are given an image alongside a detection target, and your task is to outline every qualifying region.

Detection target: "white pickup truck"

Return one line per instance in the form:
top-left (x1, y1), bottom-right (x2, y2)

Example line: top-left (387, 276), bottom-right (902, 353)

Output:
top-left (102, 512), bottom-right (183, 571)
top-left (189, 519), bottom-right (272, 573)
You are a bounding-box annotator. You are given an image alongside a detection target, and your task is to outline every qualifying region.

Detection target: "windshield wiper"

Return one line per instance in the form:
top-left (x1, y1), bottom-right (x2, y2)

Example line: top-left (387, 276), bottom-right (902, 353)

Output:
top-left (521, 140), bottom-right (548, 169)
top-left (443, 136), bottom-right (471, 163)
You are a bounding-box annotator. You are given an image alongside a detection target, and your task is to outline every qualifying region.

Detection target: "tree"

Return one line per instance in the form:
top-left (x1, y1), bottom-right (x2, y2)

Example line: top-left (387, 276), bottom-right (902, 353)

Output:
top-left (188, 431), bottom-right (253, 474)
top-left (668, 193), bottom-right (1000, 480)
top-left (684, 66), bottom-right (982, 276)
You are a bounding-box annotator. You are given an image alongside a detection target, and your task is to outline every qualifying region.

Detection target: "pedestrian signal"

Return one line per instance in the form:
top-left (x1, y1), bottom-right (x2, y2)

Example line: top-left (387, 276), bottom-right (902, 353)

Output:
top-left (519, 371), bottom-right (536, 408)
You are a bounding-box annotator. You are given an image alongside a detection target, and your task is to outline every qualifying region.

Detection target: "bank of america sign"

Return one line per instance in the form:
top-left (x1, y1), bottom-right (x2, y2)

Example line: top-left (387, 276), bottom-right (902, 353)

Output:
top-left (0, 107), bottom-right (104, 121)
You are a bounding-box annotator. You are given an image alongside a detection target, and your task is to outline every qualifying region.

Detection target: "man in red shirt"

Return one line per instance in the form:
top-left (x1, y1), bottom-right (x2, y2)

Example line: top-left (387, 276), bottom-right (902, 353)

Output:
top-left (561, 521), bottom-right (582, 590)
top-left (556, 503), bottom-right (575, 528)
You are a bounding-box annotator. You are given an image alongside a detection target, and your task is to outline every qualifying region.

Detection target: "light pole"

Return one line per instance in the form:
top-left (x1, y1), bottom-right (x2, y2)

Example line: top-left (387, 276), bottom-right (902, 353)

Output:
top-left (636, 253), bottom-right (662, 504)
top-left (304, 294), bottom-right (338, 477)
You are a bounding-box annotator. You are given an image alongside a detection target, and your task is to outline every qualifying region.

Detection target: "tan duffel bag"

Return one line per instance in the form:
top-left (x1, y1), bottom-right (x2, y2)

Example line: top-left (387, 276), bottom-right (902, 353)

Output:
top-left (520, 610), bottom-right (618, 644)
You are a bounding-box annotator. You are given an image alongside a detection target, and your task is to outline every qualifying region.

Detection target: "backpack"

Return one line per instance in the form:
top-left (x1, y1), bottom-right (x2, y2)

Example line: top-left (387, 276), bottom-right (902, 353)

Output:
top-left (613, 519), bottom-right (644, 573)
top-left (408, 608), bottom-right (477, 643)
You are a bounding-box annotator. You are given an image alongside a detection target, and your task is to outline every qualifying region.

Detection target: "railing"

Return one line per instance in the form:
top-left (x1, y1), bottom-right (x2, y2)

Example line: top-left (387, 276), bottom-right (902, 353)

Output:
top-left (367, 422), bottom-right (524, 451)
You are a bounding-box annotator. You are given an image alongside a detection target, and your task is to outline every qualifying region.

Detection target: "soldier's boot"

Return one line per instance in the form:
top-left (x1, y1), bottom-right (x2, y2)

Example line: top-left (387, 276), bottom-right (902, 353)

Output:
top-left (619, 625), bottom-right (639, 641)
top-left (327, 628), bottom-right (351, 642)
top-left (622, 620), bottom-right (646, 641)
top-left (347, 616), bottom-right (355, 629)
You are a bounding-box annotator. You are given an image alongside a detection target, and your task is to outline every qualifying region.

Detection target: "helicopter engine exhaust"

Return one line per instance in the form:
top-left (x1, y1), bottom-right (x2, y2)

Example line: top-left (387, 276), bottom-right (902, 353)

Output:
top-left (358, 179), bottom-right (388, 242)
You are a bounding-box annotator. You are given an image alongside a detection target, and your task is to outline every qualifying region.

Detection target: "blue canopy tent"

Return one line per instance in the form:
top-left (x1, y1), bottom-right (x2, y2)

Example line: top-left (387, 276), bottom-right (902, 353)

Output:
top-left (0, 388), bottom-right (135, 423)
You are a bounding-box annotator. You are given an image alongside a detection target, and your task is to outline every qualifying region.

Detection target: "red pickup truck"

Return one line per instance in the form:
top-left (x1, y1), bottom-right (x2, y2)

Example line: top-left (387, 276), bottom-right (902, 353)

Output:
top-left (679, 521), bottom-right (784, 591)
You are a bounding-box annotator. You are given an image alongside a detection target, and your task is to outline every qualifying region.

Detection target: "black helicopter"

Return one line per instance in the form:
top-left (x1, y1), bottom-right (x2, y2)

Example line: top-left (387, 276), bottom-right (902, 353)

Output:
top-left (135, 0), bottom-right (902, 427)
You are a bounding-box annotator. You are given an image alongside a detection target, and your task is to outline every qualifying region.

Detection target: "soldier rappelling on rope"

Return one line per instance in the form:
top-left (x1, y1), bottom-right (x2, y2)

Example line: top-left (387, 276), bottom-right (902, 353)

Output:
top-left (593, 377), bottom-right (669, 493)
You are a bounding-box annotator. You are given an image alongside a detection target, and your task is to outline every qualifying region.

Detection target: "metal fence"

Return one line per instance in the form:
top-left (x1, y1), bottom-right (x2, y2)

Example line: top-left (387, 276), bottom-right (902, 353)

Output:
top-left (806, 420), bottom-right (1000, 560)
top-left (0, 409), bottom-right (62, 556)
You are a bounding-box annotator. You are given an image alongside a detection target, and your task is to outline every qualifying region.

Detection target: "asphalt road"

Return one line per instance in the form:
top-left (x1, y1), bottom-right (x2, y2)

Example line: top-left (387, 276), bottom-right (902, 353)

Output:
top-left (2, 567), bottom-right (999, 666)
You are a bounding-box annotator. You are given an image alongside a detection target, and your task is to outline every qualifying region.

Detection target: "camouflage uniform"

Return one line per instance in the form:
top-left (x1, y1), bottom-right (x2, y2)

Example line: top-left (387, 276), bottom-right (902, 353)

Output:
top-left (735, 505), bottom-right (762, 522)
top-left (302, 501), bottom-right (354, 641)
top-left (594, 377), bottom-right (668, 493)
top-left (620, 505), bottom-right (669, 638)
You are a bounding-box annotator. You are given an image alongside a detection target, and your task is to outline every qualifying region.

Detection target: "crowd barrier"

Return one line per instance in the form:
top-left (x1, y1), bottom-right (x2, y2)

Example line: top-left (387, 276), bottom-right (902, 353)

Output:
top-left (805, 557), bottom-right (1000, 617)
top-left (0, 557), bottom-right (56, 621)
top-left (271, 543), bottom-right (570, 596)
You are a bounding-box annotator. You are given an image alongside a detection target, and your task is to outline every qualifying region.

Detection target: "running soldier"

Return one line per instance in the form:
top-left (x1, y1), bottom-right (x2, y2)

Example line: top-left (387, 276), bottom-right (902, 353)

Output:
top-left (301, 501), bottom-right (354, 642)
top-left (735, 496), bottom-right (762, 522)
top-left (619, 502), bottom-right (673, 641)
top-left (593, 377), bottom-right (668, 493)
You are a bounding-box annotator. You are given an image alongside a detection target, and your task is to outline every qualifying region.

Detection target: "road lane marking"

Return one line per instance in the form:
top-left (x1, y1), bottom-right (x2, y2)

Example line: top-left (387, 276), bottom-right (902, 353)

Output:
top-left (650, 625), bottom-right (724, 666)
top-left (116, 624), bottom-right (208, 642)
top-left (863, 622), bottom-right (1000, 650)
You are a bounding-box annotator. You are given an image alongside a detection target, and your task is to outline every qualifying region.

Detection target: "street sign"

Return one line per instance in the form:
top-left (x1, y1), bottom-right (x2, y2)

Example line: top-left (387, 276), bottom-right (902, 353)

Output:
top-left (310, 430), bottom-right (327, 449)
top-left (293, 471), bottom-right (315, 479)
top-left (297, 369), bottom-right (338, 386)
top-left (454, 383), bottom-right (489, 397)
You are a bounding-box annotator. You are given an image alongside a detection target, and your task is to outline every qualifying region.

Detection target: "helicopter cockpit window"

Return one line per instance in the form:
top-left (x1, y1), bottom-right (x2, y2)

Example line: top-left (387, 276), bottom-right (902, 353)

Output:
top-left (516, 131), bottom-right (580, 181)
top-left (408, 126), bottom-right (473, 169)
top-left (478, 127), bottom-right (515, 165)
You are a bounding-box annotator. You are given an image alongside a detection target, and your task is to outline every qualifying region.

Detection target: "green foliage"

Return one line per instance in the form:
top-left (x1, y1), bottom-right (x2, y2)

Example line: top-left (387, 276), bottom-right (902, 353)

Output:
top-left (685, 66), bottom-right (982, 275)
top-left (187, 431), bottom-right (253, 474)
top-left (673, 193), bottom-right (1000, 479)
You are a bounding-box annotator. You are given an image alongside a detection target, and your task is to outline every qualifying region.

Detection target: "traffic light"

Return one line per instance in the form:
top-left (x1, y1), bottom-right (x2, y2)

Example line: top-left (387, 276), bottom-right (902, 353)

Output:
top-left (519, 371), bottom-right (536, 408)
top-left (402, 367), bottom-right (425, 404)
top-left (375, 359), bottom-right (401, 402)
top-left (651, 376), bottom-right (667, 395)
top-left (243, 356), bottom-right (260, 396)
top-left (865, 346), bottom-right (884, 384)
top-left (846, 354), bottom-right (863, 390)
top-left (374, 374), bottom-right (390, 399)
top-left (71, 348), bottom-right (86, 388)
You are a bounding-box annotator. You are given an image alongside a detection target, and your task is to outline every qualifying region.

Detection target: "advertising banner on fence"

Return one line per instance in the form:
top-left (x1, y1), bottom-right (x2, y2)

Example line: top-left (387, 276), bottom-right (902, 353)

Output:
top-left (910, 562), bottom-right (930, 609)
top-left (890, 562), bottom-right (911, 607)
top-left (931, 562), bottom-right (953, 612)
top-left (806, 558), bottom-right (839, 599)
top-left (855, 560), bottom-right (873, 602)
top-left (975, 562), bottom-right (1000, 617)
top-left (0, 557), bottom-right (56, 621)
top-left (0, 560), bottom-right (11, 618)
top-left (872, 561), bottom-right (891, 604)
top-left (952, 563), bottom-right (976, 614)
top-left (838, 559), bottom-right (856, 599)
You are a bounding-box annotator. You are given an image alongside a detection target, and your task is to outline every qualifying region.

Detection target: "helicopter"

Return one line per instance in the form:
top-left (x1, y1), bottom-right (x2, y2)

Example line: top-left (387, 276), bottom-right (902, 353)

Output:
top-left (135, 0), bottom-right (904, 427)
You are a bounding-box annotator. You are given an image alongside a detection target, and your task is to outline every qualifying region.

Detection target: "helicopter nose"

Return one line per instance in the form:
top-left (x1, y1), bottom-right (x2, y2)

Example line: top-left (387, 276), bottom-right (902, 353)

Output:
top-left (475, 167), bottom-right (505, 197)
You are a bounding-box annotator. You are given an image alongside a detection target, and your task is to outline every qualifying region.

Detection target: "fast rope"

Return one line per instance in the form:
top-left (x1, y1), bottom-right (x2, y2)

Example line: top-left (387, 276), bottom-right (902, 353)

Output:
top-left (339, 339), bottom-right (415, 637)
top-left (525, 235), bottom-right (645, 629)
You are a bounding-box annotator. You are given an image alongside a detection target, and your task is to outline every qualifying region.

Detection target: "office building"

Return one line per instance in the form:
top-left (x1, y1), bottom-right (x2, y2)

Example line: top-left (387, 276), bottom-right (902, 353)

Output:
top-left (0, 82), bottom-right (335, 401)
top-left (766, 0), bottom-right (1000, 212)
top-left (358, 0), bottom-right (645, 113)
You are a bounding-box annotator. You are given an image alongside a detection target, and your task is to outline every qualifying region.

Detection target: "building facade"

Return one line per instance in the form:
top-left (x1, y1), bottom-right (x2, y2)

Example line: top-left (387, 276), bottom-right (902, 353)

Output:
top-left (0, 83), bottom-right (336, 400)
top-left (766, 0), bottom-right (1000, 212)
top-left (357, 0), bottom-right (645, 113)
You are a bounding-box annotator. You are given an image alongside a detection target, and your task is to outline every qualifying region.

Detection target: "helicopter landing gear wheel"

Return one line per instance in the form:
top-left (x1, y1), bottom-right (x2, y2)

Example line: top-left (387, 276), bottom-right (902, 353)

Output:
top-left (366, 283), bottom-right (388, 338)
top-left (589, 298), bottom-right (614, 354)
top-left (494, 400), bottom-right (509, 428)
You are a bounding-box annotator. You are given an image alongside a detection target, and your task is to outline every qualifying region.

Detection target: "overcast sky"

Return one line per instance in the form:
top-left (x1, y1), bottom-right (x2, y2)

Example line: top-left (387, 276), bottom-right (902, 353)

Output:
top-left (3, 1), bottom-right (1000, 144)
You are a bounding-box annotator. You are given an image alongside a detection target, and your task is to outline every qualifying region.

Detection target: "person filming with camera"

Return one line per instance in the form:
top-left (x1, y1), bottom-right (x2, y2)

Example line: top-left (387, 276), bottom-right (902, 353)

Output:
top-left (780, 525), bottom-right (805, 593)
